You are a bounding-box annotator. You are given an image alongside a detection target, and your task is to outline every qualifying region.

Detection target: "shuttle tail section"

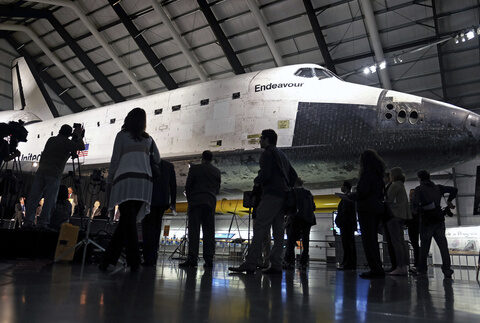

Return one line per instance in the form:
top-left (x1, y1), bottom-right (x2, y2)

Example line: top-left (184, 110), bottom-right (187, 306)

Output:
top-left (11, 57), bottom-right (57, 120)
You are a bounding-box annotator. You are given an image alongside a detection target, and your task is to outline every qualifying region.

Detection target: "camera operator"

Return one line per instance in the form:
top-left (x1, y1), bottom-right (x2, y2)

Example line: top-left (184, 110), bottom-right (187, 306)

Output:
top-left (412, 170), bottom-right (457, 279)
top-left (24, 124), bottom-right (85, 229)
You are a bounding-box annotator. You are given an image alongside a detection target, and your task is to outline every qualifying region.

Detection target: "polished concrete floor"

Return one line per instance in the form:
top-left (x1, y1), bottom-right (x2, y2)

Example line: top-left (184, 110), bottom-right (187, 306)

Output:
top-left (0, 258), bottom-right (479, 322)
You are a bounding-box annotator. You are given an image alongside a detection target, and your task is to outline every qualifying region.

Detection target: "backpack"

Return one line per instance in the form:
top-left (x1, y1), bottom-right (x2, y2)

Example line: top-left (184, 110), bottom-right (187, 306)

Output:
top-left (293, 188), bottom-right (317, 225)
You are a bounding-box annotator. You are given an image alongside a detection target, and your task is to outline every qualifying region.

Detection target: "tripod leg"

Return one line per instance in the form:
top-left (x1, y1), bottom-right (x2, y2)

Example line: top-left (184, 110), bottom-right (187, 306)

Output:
top-left (80, 240), bottom-right (89, 277)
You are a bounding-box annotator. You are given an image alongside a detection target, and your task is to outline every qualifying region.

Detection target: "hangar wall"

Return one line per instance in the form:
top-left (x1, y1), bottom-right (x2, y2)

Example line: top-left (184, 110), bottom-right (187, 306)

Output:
top-left (0, 39), bottom-right (15, 111)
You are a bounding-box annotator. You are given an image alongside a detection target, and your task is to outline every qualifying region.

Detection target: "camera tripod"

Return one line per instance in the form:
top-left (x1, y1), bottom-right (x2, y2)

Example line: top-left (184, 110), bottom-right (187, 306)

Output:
top-left (169, 216), bottom-right (189, 260)
top-left (56, 156), bottom-right (108, 276)
top-left (0, 156), bottom-right (24, 225)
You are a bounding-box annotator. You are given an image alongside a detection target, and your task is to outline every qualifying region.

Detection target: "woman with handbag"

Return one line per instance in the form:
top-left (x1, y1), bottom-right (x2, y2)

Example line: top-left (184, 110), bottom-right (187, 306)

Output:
top-left (385, 167), bottom-right (412, 276)
top-left (350, 149), bottom-right (386, 279)
top-left (100, 108), bottom-right (160, 272)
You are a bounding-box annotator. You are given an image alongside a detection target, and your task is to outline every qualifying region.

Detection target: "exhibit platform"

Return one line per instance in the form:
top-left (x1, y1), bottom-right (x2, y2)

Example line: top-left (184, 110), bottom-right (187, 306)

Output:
top-left (0, 257), bottom-right (479, 322)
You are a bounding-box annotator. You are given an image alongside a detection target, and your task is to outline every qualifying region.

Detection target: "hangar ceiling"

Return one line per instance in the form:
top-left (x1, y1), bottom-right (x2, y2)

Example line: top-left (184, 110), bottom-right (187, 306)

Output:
top-left (0, 0), bottom-right (479, 114)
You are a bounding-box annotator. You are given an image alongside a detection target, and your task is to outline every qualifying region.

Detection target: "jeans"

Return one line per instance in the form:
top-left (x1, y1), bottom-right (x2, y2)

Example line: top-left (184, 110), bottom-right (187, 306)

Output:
top-left (386, 217), bottom-right (408, 267)
top-left (418, 221), bottom-right (452, 275)
top-left (141, 205), bottom-right (166, 265)
top-left (187, 204), bottom-right (216, 264)
top-left (358, 211), bottom-right (384, 273)
top-left (245, 194), bottom-right (285, 270)
top-left (25, 173), bottom-right (61, 226)
top-left (340, 229), bottom-right (357, 268)
top-left (284, 219), bottom-right (312, 265)
top-left (253, 219), bottom-right (271, 267)
top-left (406, 215), bottom-right (420, 267)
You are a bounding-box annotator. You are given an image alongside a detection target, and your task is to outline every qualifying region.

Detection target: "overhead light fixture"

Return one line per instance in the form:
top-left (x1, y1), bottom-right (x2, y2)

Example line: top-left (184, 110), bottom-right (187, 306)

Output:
top-left (398, 56), bottom-right (403, 63)
top-left (393, 57), bottom-right (398, 64)
top-left (379, 61), bottom-right (386, 69)
top-left (112, 0), bottom-right (122, 5)
top-left (477, 26), bottom-right (480, 35)
top-left (369, 65), bottom-right (377, 73)
top-left (466, 30), bottom-right (475, 40)
top-left (461, 33), bottom-right (466, 42)
top-left (33, 162), bottom-right (38, 168)
top-left (363, 67), bottom-right (370, 74)
top-left (454, 36), bottom-right (459, 44)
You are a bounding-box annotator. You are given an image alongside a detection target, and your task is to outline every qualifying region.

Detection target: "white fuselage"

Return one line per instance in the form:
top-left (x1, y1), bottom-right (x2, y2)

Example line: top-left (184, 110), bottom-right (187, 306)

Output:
top-left (1, 64), bottom-right (382, 169)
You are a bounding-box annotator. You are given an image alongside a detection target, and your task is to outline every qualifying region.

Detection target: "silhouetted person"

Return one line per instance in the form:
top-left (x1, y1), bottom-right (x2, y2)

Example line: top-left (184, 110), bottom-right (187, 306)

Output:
top-left (13, 196), bottom-right (26, 229)
top-left (284, 178), bottom-right (316, 270)
top-left (67, 187), bottom-right (78, 216)
top-left (179, 150), bottom-right (221, 268)
top-left (383, 171), bottom-right (397, 272)
top-left (100, 108), bottom-right (160, 272)
top-left (335, 181), bottom-right (357, 270)
top-left (24, 124), bottom-right (85, 228)
top-left (407, 189), bottom-right (420, 272)
top-left (350, 149), bottom-right (386, 279)
top-left (385, 167), bottom-right (411, 276)
top-left (142, 159), bottom-right (177, 266)
top-left (230, 129), bottom-right (297, 274)
top-left (412, 170), bottom-right (457, 278)
top-left (49, 185), bottom-right (72, 231)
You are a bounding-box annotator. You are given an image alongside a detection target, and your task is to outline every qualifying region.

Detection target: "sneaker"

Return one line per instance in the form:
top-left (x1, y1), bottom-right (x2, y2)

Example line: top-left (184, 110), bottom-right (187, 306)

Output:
top-left (228, 263), bottom-right (255, 274)
top-left (387, 267), bottom-right (408, 276)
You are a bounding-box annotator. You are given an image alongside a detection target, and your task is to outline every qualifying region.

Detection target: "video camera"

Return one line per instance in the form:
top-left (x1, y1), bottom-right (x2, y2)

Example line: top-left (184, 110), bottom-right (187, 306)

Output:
top-left (0, 120), bottom-right (28, 162)
top-left (72, 123), bottom-right (85, 141)
top-left (90, 169), bottom-right (106, 192)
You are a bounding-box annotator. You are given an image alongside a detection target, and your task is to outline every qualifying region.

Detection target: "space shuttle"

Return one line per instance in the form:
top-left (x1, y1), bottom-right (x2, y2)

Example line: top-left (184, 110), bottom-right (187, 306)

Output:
top-left (2, 57), bottom-right (480, 198)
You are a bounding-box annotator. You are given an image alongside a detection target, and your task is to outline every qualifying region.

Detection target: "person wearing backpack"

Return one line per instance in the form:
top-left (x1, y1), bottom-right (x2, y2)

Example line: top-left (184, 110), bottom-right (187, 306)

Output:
top-left (283, 178), bottom-right (316, 270)
top-left (412, 170), bottom-right (457, 278)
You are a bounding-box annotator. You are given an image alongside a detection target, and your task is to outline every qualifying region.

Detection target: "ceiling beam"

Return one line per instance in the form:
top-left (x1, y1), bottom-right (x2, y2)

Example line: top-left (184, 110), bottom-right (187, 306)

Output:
top-left (245, 0), bottom-right (284, 66)
top-left (0, 5), bottom-right (125, 103)
top-left (197, 0), bottom-right (245, 74)
top-left (4, 34), bottom-right (81, 114)
top-left (431, 0), bottom-right (448, 101)
top-left (0, 23), bottom-right (100, 108)
top-left (108, 0), bottom-right (178, 90)
top-left (46, 16), bottom-right (125, 103)
top-left (26, 0), bottom-right (147, 96)
top-left (302, 0), bottom-right (336, 73)
top-left (358, 0), bottom-right (391, 89)
top-left (149, 0), bottom-right (208, 81)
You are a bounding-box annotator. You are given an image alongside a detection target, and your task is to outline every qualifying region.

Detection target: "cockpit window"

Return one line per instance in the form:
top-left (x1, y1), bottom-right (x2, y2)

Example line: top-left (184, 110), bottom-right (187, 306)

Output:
top-left (294, 68), bottom-right (314, 78)
top-left (314, 68), bottom-right (331, 80)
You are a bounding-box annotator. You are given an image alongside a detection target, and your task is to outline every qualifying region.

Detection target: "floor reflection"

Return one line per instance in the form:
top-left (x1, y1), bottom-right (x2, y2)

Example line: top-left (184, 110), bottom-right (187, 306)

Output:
top-left (0, 259), bottom-right (478, 322)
